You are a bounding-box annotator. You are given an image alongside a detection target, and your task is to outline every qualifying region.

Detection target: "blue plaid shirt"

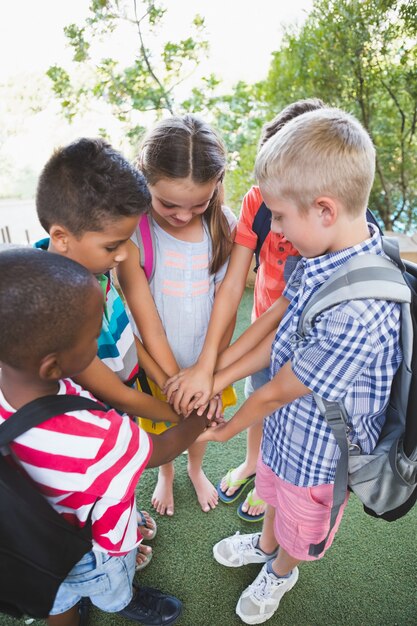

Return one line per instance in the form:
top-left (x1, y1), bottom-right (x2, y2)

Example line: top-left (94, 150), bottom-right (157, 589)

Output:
top-left (263, 226), bottom-right (402, 487)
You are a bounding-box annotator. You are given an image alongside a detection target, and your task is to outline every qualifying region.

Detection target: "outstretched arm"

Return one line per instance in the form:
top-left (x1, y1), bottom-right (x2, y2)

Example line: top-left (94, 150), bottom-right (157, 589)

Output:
top-left (74, 356), bottom-right (181, 423)
top-left (117, 240), bottom-right (179, 378)
top-left (134, 336), bottom-right (167, 391)
top-left (212, 329), bottom-right (276, 395)
top-left (146, 410), bottom-right (212, 467)
top-left (199, 360), bottom-right (309, 443)
top-left (215, 295), bottom-right (289, 371)
top-left (164, 244), bottom-right (253, 411)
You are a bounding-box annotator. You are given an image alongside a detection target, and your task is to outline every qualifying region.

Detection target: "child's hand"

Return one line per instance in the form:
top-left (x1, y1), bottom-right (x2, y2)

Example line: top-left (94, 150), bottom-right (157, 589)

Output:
top-left (196, 394), bottom-right (223, 420)
top-left (164, 365), bottom-right (214, 415)
top-left (209, 412), bottom-right (226, 427)
top-left (196, 420), bottom-right (228, 443)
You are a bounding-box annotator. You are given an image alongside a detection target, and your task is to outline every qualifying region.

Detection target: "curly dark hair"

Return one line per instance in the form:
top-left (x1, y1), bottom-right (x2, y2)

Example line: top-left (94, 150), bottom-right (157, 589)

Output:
top-left (0, 247), bottom-right (100, 368)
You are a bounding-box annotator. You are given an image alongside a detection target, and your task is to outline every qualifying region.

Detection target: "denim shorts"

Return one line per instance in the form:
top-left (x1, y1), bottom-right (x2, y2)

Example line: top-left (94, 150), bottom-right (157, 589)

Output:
top-left (49, 548), bottom-right (136, 615)
top-left (244, 366), bottom-right (270, 399)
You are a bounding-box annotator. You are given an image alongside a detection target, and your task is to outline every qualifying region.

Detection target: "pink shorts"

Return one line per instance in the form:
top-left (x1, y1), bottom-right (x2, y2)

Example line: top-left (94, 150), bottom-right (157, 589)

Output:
top-left (255, 458), bottom-right (349, 561)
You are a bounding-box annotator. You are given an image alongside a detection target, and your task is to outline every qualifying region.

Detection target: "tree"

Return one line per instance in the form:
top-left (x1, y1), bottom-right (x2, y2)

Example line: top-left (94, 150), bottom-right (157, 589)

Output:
top-left (47, 0), bottom-right (263, 210)
top-left (182, 79), bottom-right (269, 208)
top-left (47, 0), bottom-right (219, 144)
top-left (261, 0), bottom-right (417, 231)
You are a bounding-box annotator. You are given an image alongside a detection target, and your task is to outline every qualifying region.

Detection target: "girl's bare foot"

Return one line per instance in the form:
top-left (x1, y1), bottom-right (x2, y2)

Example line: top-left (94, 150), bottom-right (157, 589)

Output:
top-left (151, 464), bottom-right (175, 516)
top-left (188, 466), bottom-right (218, 512)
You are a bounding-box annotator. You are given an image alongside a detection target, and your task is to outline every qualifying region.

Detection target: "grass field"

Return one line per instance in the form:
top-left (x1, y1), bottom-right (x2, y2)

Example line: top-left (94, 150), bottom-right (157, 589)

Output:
top-left (7, 288), bottom-right (417, 626)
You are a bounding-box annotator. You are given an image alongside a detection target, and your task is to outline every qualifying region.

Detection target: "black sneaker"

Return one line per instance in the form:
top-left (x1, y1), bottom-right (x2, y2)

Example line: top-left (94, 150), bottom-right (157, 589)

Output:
top-left (78, 597), bottom-right (91, 626)
top-left (118, 584), bottom-right (182, 625)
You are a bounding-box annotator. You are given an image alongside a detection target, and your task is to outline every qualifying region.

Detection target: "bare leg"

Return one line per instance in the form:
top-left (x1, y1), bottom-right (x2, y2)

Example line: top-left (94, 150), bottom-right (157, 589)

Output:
top-left (270, 548), bottom-right (301, 577)
top-left (187, 440), bottom-right (218, 512)
top-left (239, 422), bottom-right (266, 517)
top-left (151, 461), bottom-right (175, 516)
top-left (219, 422), bottom-right (265, 518)
top-left (259, 504), bottom-right (300, 575)
top-left (258, 503), bottom-right (279, 554)
top-left (46, 605), bottom-right (80, 626)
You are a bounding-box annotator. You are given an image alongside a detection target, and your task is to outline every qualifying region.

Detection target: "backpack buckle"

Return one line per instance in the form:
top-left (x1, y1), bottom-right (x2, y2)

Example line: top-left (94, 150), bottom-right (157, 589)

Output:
top-left (348, 442), bottom-right (361, 455)
top-left (346, 426), bottom-right (361, 455)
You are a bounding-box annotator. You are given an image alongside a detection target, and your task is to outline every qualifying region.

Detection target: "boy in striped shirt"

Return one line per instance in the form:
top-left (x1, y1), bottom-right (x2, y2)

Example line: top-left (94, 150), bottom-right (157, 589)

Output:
top-left (0, 247), bottom-right (212, 625)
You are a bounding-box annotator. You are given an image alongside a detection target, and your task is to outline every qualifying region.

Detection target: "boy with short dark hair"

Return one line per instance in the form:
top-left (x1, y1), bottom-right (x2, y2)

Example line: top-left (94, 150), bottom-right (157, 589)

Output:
top-left (35, 137), bottom-right (185, 566)
top-left (35, 137), bottom-right (179, 424)
top-left (0, 247), bottom-right (211, 625)
top-left (199, 108), bottom-right (402, 624)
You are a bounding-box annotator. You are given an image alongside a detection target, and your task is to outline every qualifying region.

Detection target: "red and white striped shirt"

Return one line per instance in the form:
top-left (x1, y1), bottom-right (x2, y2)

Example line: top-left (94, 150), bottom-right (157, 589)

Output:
top-left (0, 378), bottom-right (152, 556)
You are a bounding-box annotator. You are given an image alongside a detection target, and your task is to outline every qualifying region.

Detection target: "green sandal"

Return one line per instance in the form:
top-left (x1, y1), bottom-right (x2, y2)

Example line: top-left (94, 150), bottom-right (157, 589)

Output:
top-left (237, 488), bottom-right (266, 522)
top-left (216, 469), bottom-right (256, 504)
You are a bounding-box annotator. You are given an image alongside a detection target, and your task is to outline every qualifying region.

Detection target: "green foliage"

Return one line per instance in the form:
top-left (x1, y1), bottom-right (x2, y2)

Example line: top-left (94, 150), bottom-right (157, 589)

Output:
top-left (182, 80), bottom-right (268, 209)
top-left (261, 0), bottom-right (417, 230)
top-left (47, 0), bottom-right (212, 122)
top-left (46, 0), bottom-right (417, 225)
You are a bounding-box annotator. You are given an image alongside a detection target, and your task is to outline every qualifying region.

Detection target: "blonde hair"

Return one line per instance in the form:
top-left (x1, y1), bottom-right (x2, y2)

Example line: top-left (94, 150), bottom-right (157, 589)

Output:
top-left (255, 108), bottom-right (375, 216)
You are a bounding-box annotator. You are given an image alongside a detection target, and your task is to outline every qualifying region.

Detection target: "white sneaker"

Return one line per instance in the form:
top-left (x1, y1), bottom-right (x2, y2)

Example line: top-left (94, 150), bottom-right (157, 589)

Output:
top-left (236, 563), bottom-right (299, 624)
top-left (213, 532), bottom-right (277, 568)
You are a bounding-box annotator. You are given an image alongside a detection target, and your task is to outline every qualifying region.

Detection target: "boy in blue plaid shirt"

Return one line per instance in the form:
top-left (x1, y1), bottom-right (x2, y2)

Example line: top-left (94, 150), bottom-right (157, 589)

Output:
top-left (198, 108), bottom-right (402, 625)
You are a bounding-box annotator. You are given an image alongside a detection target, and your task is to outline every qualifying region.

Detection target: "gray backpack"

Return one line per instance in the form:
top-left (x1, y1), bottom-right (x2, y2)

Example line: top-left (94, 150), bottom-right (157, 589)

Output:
top-left (297, 238), bottom-right (417, 557)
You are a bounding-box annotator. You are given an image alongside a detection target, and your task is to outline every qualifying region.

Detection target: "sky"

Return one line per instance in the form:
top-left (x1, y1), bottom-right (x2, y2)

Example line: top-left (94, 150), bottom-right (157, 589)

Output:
top-left (0, 0), bottom-right (314, 198)
top-left (1, 0), bottom-right (314, 83)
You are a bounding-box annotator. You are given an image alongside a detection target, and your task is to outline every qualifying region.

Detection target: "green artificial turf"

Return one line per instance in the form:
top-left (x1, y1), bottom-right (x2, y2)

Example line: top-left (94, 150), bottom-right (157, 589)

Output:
top-left (7, 288), bottom-right (417, 626)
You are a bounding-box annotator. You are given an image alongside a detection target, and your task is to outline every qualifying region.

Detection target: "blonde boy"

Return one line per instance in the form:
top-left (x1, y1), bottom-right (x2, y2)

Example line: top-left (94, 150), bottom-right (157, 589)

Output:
top-left (200, 108), bottom-right (402, 625)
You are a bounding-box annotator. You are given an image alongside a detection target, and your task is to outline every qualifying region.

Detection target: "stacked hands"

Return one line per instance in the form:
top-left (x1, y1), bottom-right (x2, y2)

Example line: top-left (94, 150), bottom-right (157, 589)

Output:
top-left (164, 367), bottom-right (227, 441)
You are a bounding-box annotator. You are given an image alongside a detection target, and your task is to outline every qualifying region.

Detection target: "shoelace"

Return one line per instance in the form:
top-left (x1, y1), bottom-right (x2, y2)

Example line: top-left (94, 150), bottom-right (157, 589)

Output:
top-left (125, 589), bottom-right (154, 617)
top-left (250, 570), bottom-right (284, 600)
top-left (232, 532), bottom-right (260, 553)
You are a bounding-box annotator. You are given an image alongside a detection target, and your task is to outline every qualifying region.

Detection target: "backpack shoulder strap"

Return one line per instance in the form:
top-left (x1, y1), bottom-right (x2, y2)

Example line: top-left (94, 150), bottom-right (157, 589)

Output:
top-left (135, 213), bottom-right (156, 282)
top-left (0, 395), bottom-right (104, 447)
top-left (252, 202), bottom-right (271, 273)
top-left (366, 208), bottom-right (383, 235)
top-left (298, 251), bottom-right (410, 337)
top-left (297, 246), bottom-right (411, 557)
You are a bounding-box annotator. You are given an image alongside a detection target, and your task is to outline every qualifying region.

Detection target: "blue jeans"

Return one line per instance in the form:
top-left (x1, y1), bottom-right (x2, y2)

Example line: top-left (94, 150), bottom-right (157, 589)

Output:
top-left (49, 548), bottom-right (136, 615)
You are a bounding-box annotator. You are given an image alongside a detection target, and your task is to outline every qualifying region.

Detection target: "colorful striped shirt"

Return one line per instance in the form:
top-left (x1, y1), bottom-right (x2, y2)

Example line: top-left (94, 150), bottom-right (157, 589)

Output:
top-left (96, 272), bottom-right (139, 383)
top-left (0, 378), bottom-right (152, 555)
top-left (263, 225), bottom-right (402, 487)
top-left (235, 186), bottom-right (299, 320)
top-left (34, 239), bottom-right (138, 384)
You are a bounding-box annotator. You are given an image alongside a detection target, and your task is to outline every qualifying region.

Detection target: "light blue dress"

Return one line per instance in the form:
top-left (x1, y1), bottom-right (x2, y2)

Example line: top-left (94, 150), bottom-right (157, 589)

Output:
top-left (131, 207), bottom-right (236, 369)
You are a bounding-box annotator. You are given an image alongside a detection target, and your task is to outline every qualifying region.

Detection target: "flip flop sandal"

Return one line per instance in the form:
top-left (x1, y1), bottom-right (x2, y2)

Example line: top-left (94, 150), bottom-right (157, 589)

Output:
top-left (216, 469), bottom-right (256, 504)
top-left (135, 544), bottom-right (153, 571)
top-left (137, 510), bottom-right (157, 540)
top-left (237, 489), bottom-right (266, 523)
